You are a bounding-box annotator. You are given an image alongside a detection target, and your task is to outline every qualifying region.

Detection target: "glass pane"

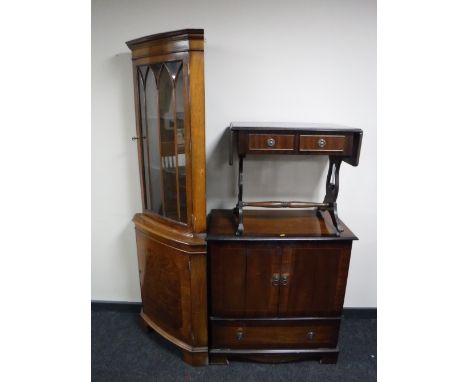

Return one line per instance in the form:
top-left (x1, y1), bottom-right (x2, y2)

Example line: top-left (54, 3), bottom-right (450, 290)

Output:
top-left (158, 64), bottom-right (179, 221)
top-left (144, 66), bottom-right (164, 215)
top-left (165, 61), bottom-right (182, 81)
top-left (174, 64), bottom-right (187, 223)
top-left (138, 66), bottom-right (151, 210)
top-left (137, 61), bottom-right (187, 225)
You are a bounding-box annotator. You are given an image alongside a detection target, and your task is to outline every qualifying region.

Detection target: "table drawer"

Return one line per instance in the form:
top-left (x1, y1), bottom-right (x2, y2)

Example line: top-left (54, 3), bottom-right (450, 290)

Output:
top-left (299, 135), bottom-right (351, 154)
top-left (248, 134), bottom-right (295, 152)
top-left (210, 319), bottom-right (340, 349)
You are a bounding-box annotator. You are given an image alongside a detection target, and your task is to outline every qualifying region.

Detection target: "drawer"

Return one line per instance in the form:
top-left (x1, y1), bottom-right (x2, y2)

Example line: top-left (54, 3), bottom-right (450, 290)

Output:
top-left (210, 319), bottom-right (340, 349)
top-left (248, 134), bottom-right (295, 152)
top-left (299, 135), bottom-right (352, 154)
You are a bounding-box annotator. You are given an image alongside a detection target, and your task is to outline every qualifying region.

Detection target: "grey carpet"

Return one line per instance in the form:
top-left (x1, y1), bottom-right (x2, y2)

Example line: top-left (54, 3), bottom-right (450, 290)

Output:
top-left (92, 311), bottom-right (376, 382)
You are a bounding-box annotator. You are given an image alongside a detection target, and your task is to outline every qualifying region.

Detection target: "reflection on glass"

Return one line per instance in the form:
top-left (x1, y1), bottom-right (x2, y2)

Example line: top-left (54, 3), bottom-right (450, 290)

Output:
top-left (175, 67), bottom-right (187, 222)
top-left (158, 65), bottom-right (178, 221)
top-left (137, 61), bottom-right (187, 224)
top-left (146, 66), bottom-right (164, 216)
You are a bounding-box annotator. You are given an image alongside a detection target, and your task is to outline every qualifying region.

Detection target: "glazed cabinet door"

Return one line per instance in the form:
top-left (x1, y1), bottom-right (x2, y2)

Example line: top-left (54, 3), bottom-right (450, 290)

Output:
top-left (136, 60), bottom-right (189, 224)
top-left (278, 243), bottom-right (352, 317)
top-left (209, 243), bottom-right (281, 318)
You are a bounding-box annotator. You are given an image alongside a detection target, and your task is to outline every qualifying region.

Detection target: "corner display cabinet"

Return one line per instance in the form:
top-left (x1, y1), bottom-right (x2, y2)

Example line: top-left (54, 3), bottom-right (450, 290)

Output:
top-left (126, 29), bottom-right (208, 366)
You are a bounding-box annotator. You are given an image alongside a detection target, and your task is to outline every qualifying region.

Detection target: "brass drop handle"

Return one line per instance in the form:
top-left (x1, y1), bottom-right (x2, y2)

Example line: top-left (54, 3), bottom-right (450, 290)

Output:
top-left (307, 331), bottom-right (315, 341)
top-left (280, 273), bottom-right (289, 286)
top-left (271, 273), bottom-right (280, 286)
top-left (317, 138), bottom-right (327, 148)
top-left (236, 328), bottom-right (244, 341)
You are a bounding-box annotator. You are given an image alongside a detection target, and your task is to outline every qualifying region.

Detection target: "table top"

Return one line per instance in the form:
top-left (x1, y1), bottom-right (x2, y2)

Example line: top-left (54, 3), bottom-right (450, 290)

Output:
top-left (230, 122), bottom-right (363, 133)
top-left (207, 209), bottom-right (357, 241)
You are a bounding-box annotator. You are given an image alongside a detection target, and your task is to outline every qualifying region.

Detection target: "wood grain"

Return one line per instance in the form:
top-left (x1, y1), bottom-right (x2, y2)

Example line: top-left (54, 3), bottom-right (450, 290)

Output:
top-left (299, 135), bottom-right (351, 154)
top-left (128, 29), bottom-right (208, 367)
top-left (210, 319), bottom-right (340, 349)
top-left (248, 134), bottom-right (295, 152)
top-left (207, 209), bottom-right (357, 239)
top-left (207, 209), bottom-right (356, 363)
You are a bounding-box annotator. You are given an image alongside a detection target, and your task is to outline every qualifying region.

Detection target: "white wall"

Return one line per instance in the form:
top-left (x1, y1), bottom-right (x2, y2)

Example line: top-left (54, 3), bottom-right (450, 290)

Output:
top-left (92, 0), bottom-right (376, 306)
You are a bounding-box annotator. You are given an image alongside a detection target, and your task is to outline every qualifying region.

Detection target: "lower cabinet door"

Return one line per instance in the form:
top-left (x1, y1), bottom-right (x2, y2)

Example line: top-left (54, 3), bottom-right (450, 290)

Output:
top-left (209, 242), bottom-right (281, 318)
top-left (210, 319), bottom-right (340, 349)
top-left (136, 230), bottom-right (194, 344)
top-left (278, 243), bottom-right (352, 317)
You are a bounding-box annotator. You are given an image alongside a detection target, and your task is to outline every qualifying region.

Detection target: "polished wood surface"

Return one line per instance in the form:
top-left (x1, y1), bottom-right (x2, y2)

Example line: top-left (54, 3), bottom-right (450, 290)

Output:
top-left (210, 243), bottom-right (281, 318)
top-left (231, 122), bottom-right (363, 166)
top-left (126, 29), bottom-right (204, 60)
top-left (207, 209), bottom-right (356, 240)
top-left (207, 209), bottom-right (356, 364)
top-left (210, 319), bottom-right (340, 349)
top-left (135, 227), bottom-right (208, 363)
top-left (299, 134), bottom-right (351, 154)
top-left (278, 245), bottom-right (352, 317)
top-left (248, 134), bottom-right (295, 152)
top-left (209, 241), bottom-right (352, 318)
top-left (188, 50), bottom-right (206, 233)
top-left (127, 29), bottom-right (208, 366)
top-left (230, 121), bottom-right (362, 131)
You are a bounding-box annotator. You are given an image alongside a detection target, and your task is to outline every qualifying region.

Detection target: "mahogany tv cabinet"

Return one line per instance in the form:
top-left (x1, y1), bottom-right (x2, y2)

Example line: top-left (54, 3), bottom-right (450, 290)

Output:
top-left (206, 209), bottom-right (358, 364)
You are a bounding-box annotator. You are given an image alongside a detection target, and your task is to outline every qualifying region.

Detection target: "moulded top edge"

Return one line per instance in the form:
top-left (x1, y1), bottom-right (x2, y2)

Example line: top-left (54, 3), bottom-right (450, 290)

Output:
top-left (206, 235), bottom-right (358, 242)
top-left (126, 29), bottom-right (204, 49)
top-left (229, 122), bottom-right (362, 133)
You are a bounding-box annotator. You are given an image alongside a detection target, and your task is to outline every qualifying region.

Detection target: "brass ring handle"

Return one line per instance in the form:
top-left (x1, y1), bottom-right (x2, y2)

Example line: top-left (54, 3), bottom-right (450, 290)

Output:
top-left (317, 138), bottom-right (327, 148)
top-left (266, 137), bottom-right (276, 147)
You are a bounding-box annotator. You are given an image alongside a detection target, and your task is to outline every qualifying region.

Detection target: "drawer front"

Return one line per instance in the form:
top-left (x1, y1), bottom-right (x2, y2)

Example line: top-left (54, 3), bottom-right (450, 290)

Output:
top-left (210, 319), bottom-right (340, 349)
top-left (299, 135), bottom-right (351, 154)
top-left (248, 134), bottom-right (295, 152)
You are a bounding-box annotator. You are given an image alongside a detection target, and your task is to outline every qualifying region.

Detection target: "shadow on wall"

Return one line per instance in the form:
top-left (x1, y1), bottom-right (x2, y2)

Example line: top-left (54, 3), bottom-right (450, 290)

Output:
top-left (115, 51), bottom-right (142, 300)
top-left (113, 51), bottom-right (141, 213)
top-left (206, 127), bottom-right (237, 210)
top-left (206, 127), bottom-right (329, 213)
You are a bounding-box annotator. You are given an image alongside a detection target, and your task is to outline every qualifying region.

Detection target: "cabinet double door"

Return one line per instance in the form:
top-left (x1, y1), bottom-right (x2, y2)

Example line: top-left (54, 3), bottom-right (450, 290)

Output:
top-left (209, 241), bottom-right (352, 319)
